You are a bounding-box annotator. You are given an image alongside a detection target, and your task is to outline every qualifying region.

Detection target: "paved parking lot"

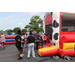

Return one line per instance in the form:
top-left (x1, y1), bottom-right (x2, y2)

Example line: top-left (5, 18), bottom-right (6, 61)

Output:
top-left (0, 44), bottom-right (75, 62)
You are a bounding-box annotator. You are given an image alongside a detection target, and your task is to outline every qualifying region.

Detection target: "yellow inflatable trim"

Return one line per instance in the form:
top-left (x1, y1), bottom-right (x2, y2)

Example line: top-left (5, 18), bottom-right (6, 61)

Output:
top-left (38, 46), bottom-right (59, 56)
top-left (63, 43), bottom-right (75, 50)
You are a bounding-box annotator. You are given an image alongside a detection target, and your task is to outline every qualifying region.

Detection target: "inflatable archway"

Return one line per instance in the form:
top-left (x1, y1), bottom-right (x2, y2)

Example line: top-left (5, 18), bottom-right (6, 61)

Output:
top-left (38, 12), bottom-right (75, 57)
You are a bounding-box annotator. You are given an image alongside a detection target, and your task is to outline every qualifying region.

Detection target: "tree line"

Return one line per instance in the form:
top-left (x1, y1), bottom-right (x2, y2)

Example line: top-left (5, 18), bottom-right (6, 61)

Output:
top-left (0, 16), bottom-right (43, 34)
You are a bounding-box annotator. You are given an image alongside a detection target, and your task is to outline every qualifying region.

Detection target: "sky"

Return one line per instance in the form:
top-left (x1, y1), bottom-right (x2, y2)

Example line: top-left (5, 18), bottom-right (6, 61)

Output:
top-left (0, 12), bottom-right (45, 31)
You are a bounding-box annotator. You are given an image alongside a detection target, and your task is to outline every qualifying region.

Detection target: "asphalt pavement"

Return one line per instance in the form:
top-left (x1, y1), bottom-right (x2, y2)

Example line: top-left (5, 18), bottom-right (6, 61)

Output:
top-left (0, 44), bottom-right (75, 62)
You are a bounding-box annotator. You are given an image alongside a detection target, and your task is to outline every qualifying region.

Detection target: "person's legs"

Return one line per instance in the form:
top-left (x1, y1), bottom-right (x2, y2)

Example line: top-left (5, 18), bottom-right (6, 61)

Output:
top-left (36, 42), bottom-right (37, 49)
top-left (36, 42), bottom-right (39, 50)
top-left (27, 43), bottom-right (31, 58)
top-left (18, 50), bottom-right (21, 59)
top-left (42, 42), bottom-right (45, 48)
top-left (16, 45), bottom-right (22, 60)
top-left (24, 39), bottom-right (27, 48)
top-left (1, 42), bottom-right (4, 50)
top-left (34, 42), bottom-right (36, 50)
top-left (31, 43), bottom-right (35, 58)
top-left (37, 42), bottom-right (39, 50)
top-left (43, 42), bottom-right (45, 48)
top-left (20, 47), bottom-right (23, 54)
top-left (41, 42), bottom-right (43, 48)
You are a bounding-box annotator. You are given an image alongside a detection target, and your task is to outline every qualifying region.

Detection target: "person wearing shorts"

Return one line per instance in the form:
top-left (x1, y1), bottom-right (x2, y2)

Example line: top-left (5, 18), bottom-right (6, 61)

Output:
top-left (14, 30), bottom-right (23, 60)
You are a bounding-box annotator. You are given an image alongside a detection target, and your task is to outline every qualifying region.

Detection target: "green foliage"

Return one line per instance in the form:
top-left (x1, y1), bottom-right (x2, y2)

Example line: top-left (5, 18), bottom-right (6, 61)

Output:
top-left (24, 25), bottom-right (30, 32)
top-left (28, 16), bottom-right (43, 32)
top-left (22, 29), bottom-right (27, 32)
top-left (13, 27), bottom-right (21, 34)
top-left (4, 16), bottom-right (43, 34)
top-left (5, 29), bottom-right (13, 34)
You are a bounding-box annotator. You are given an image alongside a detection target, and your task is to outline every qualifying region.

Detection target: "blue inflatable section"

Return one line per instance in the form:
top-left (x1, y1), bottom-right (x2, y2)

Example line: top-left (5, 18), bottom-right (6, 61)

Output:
top-left (6, 34), bottom-right (41, 36)
top-left (6, 34), bottom-right (17, 36)
top-left (6, 39), bottom-right (14, 42)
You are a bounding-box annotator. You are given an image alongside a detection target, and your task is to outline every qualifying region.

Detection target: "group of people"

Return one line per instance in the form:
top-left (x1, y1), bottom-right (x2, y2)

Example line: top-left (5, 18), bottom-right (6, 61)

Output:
top-left (0, 30), bottom-right (51, 60)
top-left (14, 30), bottom-right (36, 60)
top-left (15, 30), bottom-right (51, 60)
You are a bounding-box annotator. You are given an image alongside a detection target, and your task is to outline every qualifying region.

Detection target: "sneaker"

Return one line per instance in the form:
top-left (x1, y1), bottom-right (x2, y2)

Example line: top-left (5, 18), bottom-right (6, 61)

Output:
top-left (18, 57), bottom-right (22, 60)
top-left (35, 57), bottom-right (39, 59)
top-left (27, 57), bottom-right (30, 59)
top-left (33, 56), bottom-right (36, 58)
top-left (20, 54), bottom-right (24, 57)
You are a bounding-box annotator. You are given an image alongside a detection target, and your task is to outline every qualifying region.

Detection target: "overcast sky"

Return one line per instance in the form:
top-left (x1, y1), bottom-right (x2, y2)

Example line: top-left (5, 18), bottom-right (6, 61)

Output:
top-left (0, 12), bottom-right (45, 31)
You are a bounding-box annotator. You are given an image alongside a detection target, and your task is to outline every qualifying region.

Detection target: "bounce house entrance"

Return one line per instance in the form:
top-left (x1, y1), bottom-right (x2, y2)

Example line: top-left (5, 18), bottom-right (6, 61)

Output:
top-left (45, 24), bottom-right (52, 39)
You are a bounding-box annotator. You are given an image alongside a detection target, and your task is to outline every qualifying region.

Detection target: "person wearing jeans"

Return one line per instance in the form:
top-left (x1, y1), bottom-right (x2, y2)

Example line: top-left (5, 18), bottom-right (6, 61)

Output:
top-left (41, 33), bottom-right (45, 48)
top-left (27, 32), bottom-right (35, 59)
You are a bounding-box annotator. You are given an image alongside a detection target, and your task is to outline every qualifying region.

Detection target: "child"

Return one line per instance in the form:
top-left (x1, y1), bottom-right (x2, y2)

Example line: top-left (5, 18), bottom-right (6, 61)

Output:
top-left (45, 34), bottom-right (48, 44)
top-left (41, 33), bottom-right (45, 48)
top-left (20, 32), bottom-right (25, 57)
top-left (24, 33), bottom-right (28, 48)
top-left (0, 31), bottom-right (5, 50)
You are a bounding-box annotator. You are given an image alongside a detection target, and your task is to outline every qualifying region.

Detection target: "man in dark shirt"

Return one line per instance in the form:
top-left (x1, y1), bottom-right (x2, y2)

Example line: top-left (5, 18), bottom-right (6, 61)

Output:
top-left (27, 32), bottom-right (35, 59)
top-left (14, 30), bottom-right (22, 60)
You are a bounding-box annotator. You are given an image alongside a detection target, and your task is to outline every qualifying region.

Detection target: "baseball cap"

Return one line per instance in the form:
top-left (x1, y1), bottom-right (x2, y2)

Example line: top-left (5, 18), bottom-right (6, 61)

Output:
top-left (1, 31), bottom-right (3, 33)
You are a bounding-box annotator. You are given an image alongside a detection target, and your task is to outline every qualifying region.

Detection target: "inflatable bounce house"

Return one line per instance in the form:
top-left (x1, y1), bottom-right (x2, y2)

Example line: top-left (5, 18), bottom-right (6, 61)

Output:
top-left (4, 34), bottom-right (29, 45)
top-left (4, 35), bottom-right (17, 44)
top-left (38, 12), bottom-right (75, 57)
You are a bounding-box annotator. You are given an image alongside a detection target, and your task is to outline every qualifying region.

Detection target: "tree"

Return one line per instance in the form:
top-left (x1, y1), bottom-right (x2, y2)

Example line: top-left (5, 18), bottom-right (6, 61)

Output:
top-left (25, 25), bottom-right (30, 32)
top-left (22, 29), bottom-right (27, 33)
top-left (37, 27), bottom-right (43, 32)
top-left (13, 27), bottom-right (21, 34)
top-left (5, 29), bottom-right (13, 34)
top-left (28, 16), bottom-right (43, 32)
top-left (32, 25), bottom-right (38, 31)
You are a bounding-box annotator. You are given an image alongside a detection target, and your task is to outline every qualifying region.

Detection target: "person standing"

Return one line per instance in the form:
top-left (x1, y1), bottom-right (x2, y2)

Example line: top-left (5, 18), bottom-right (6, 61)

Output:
top-left (24, 33), bottom-right (28, 48)
top-left (20, 32), bottom-right (25, 57)
top-left (0, 31), bottom-right (5, 50)
top-left (27, 32), bottom-right (35, 59)
top-left (41, 33), bottom-right (45, 48)
top-left (14, 30), bottom-right (23, 60)
top-left (33, 31), bottom-right (40, 50)
top-left (45, 34), bottom-right (48, 44)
